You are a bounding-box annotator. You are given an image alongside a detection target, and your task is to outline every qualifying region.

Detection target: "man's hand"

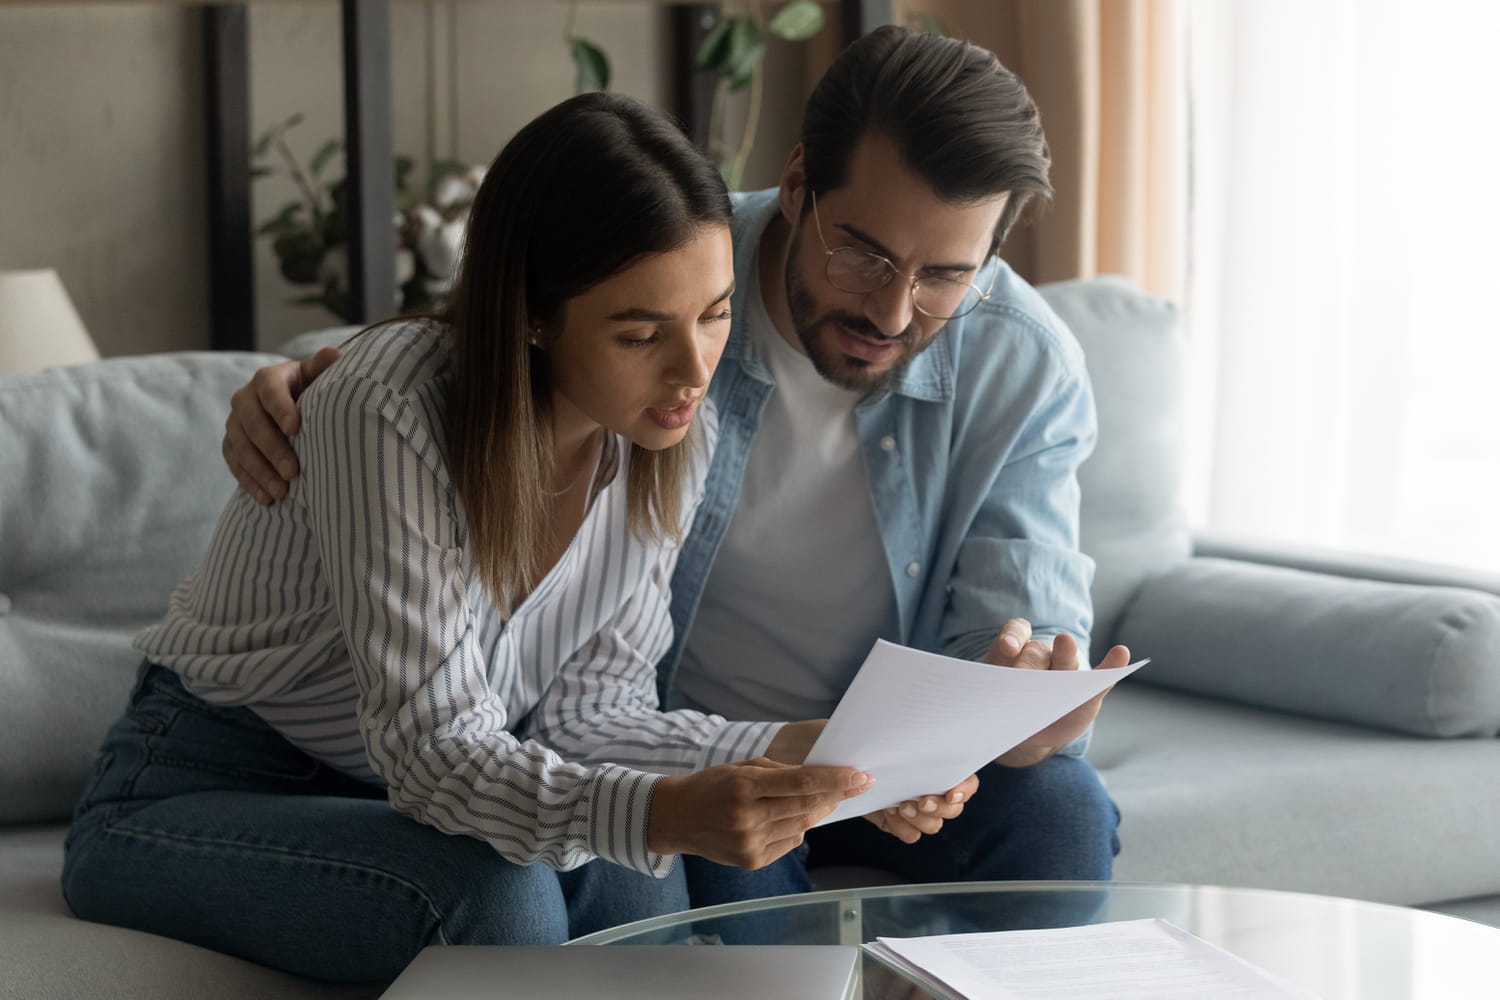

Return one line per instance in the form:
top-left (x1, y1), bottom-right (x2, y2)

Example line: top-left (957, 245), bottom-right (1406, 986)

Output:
top-left (986, 618), bottom-right (1131, 768)
top-left (764, 719), bottom-right (827, 766)
top-left (765, 721), bottom-right (978, 845)
top-left (223, 346), bottom-right (340, 505)
top-left (864, 773), bottom-right (979, 844)
top-left (647, 758), bottom-right (873, 869)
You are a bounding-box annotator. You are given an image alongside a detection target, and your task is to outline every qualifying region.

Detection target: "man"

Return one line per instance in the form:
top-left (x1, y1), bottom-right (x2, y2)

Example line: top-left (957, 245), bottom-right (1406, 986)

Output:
top-left (223, 26), bottom-right (1129, 903)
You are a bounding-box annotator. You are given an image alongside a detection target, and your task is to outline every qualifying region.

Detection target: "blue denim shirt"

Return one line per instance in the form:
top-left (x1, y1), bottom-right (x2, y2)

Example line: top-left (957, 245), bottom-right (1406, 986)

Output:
top-left (660, 189), bottom-right (1098, 739)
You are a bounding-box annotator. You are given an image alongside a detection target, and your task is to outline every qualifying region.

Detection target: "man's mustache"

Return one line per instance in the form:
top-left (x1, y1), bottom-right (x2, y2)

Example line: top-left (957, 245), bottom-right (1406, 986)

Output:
top-left (823, 311), bottom-right (906, 343)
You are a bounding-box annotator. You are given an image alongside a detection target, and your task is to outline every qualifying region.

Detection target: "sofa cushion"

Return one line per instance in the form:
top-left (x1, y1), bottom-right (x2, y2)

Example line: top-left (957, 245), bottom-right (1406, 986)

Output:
top-left (1038, 276), bottom-right (1192, 656)
top-left (0, 352), bottom-right (283, 824)
top-left (1117, 557), bottom-right (1500, 737)
top-left (1092, 684), bottom-right (1500, 907)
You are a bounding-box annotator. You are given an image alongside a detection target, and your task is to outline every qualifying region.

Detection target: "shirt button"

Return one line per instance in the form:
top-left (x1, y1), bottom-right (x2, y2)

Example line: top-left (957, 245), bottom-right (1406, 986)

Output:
top-left (364, 716), bottom-right (379, 730)
top-left (880, 435), bottom-right (896, 452)
top-left (906, 562), bottom-right (921, 577)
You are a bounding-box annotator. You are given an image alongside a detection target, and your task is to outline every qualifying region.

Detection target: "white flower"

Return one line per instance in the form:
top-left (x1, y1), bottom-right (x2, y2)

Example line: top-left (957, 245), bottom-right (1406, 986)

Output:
top-left (319, 246), bottom-right (347, 291)
top-left (395, 248), bottom-right (416, 286)
top-left (417, 214), bottom-right (467, 293)
top-left (319, 245), bottom-right (415, 308)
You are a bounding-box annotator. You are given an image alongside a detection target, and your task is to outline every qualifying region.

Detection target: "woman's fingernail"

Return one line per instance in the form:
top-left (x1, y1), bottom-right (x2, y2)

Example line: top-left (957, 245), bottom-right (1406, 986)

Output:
top-left (901, 804), bottom-right (917, 818)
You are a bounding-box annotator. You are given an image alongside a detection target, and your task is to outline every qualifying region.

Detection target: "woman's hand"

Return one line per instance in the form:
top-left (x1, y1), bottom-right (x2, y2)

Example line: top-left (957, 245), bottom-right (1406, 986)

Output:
top-left (648, 758), bottom-right (872, 869)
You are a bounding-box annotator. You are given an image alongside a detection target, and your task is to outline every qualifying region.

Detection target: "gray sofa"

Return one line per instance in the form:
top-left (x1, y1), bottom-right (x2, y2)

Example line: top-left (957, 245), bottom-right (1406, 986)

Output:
top-left (3, 276), bottom-right (1499, 998)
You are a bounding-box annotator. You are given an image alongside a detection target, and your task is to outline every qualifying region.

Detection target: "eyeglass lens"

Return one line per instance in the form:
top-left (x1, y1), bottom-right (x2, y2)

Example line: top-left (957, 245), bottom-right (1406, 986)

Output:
top-left (825, 249), bottom-right (984, 319)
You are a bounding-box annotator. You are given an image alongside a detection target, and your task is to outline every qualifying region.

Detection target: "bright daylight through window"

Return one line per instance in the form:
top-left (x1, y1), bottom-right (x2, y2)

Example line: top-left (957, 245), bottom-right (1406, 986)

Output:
top-left (1182, 0), bottom-right (1500, 573)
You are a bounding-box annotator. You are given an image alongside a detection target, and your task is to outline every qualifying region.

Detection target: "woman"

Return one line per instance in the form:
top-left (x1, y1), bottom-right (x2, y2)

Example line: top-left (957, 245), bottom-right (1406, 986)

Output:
top-left (61, 92), bottom-right (870, 983)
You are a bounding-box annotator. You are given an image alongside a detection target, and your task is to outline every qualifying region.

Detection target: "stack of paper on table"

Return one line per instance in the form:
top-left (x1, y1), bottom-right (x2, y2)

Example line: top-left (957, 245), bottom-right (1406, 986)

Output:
top-left (864, 919), bottom-right (1321, 999)
top-left (804, 640), bottom-right (1148, 825)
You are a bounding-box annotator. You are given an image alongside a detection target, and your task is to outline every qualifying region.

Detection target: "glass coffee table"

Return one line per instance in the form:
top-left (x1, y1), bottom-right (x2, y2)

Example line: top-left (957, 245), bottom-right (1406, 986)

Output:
top-left (569, 881), bottom-right (1500, 998)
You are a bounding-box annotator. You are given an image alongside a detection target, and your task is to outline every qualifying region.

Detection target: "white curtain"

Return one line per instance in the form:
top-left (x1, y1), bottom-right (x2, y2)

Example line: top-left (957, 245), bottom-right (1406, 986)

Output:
top-left (1184, 0), bottom-right (1500, 572)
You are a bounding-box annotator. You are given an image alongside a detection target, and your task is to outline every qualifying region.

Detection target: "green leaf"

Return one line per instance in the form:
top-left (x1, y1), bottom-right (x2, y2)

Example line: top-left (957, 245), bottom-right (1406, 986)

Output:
top-left (394, 154), bottom-right (416, 193)
top-left (571, 37), bottom-right (610, 93)
top-left (429, 159), bottom-right (466, 189)
top-left (916, 12), bottom-right (948, 36)
top-left (253, 112), bottom-right (304, 159)
top-left (256, 201), bottom-right (306, 237)
top-left (309, 138), bottom-right (343, 179)
top-left (272, 232), bottom-right (325, 285)
top-left (695, 17), bottom-right (732, 71)
top-left (768, 1), bottom-right (824, 42)
top-left (250, 166), bottom-right (276, 181)
top-left (722, 17), bottom-right (764, 90)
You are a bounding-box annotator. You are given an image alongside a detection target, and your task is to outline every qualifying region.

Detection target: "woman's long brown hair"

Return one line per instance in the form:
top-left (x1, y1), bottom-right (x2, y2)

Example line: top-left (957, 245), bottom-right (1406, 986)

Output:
top-left (438, 92), bottom-right (731, 612)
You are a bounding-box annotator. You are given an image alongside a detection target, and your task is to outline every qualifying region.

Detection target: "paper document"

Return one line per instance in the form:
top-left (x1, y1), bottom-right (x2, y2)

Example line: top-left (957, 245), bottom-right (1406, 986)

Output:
top-left (803, 640), bottom-right (1146, 825)
top-left (864, 919), bottom-right (1321, 1000)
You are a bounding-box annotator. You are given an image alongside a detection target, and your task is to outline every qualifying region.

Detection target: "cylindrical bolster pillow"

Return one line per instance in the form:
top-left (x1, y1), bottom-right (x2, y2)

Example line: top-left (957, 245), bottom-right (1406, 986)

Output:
top-left (1116, 557), bottom-right (1500, 738)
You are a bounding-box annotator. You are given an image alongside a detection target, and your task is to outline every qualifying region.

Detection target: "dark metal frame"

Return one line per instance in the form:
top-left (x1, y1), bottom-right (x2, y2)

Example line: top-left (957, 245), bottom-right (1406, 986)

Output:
top-left (203, 5), bottom-right (254, 351)
top-left (202, 1), bottom-right (886, 351)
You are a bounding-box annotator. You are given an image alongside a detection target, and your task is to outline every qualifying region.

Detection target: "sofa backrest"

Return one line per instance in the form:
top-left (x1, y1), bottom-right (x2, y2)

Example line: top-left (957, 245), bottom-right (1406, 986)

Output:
top-left (1038, 276), bottom-right (1191, 657)
top-left (0, 351), bottom-right (282, 825)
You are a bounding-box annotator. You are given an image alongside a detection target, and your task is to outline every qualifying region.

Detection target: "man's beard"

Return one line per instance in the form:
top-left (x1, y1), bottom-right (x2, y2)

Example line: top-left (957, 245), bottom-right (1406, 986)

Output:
top-left (783, 225), bottom-right (924, 395)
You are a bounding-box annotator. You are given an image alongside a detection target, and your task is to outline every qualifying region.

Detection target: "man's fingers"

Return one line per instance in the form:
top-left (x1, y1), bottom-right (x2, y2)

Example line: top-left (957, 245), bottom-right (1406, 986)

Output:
top-left (254, 360), bottom-right (309, 438)
top-left (227, 458), bottom-right (273, 507)
top-left (297, 345), bottom-right (341, 395)
top-left (992, 617), bottom-right (1032, 659)
top-left (1097, 643), bottom-right (1132, 670)
top-left (1050, 632), bottom-right (1081, 671)
top-left (1012, 638), bottom-right (1052, 670)
top-left (224, 411), bottom-right (289, 501)
top-left (242, 390), bottom-right (302, 481)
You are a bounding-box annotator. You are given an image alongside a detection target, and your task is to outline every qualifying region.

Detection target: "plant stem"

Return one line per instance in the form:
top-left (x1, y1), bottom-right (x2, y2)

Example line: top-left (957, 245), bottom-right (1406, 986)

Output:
top-left (727, 25), bottom-right (764, 190)
top-left (276, 136), bottom-right (324, 226)
top-left (707, 76), bottom-right (730, 162)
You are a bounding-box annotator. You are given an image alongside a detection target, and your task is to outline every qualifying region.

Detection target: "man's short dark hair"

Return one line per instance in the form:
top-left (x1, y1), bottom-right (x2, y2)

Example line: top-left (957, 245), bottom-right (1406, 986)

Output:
top-left (802, 25), bottom-right (1052, 249)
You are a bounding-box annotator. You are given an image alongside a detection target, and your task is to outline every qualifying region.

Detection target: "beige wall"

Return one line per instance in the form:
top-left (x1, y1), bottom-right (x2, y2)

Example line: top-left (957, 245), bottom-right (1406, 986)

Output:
top-left (0, 4), bottom-right (208, 357)
top-left (1, 2), bottom-right (809, 357)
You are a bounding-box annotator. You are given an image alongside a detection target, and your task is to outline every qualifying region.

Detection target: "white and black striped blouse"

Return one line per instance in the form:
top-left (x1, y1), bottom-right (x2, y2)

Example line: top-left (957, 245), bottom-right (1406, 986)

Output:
top-left (136, 320), bottom-right (778, 877)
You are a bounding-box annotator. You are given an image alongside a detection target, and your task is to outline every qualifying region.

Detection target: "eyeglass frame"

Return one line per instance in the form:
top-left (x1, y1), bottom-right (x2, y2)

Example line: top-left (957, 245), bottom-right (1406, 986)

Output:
top-left (808, 190), bottom-right (999, 321)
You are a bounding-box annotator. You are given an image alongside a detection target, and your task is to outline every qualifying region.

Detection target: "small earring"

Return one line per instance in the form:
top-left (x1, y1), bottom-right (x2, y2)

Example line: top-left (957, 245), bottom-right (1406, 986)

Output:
top-left (528, 329), bottom-right (541, 347)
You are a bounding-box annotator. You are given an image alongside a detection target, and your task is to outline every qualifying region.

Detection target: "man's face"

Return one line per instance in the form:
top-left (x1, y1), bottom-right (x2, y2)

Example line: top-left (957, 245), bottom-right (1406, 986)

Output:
top-left (780, 133), bottom-right (1008, 393)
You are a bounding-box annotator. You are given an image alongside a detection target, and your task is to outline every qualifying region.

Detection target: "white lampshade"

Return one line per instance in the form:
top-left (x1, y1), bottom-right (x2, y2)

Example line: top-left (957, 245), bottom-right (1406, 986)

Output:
top-left (0, 269), bottom-right (101, 374)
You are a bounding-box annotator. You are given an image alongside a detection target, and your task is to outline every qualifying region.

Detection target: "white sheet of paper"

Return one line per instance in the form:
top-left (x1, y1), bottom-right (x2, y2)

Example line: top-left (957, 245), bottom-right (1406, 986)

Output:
top-left (803, 639), bottom-right (1147, 826)
top-left (864, 918), bottom-right (1321, 1000)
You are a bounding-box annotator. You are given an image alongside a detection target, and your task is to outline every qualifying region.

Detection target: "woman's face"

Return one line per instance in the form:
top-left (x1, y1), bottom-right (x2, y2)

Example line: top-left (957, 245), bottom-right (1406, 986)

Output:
top-left (542, 223), bottom-right (735, 451)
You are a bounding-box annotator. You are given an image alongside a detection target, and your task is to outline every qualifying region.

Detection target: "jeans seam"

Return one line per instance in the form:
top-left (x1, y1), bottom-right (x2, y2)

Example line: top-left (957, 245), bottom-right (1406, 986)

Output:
top-left (93, 818), bottom-right (450, 937)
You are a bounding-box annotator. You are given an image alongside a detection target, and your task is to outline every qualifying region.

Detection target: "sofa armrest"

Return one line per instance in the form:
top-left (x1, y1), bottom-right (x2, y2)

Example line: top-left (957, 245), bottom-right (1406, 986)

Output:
top-left (1193, 529), bottom-right (1500, 598)
top-left (1115, 555), bottom-right (1500, 738)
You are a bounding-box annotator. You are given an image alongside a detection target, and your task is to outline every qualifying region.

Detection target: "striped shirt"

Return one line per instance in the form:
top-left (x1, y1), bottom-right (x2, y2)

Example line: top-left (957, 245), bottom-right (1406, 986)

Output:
top-left (136, 321), bottom-right (779, 877)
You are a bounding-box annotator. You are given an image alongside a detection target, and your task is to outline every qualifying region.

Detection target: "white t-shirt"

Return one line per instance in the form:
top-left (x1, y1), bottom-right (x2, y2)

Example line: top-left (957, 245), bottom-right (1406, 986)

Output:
top-left (675, 274), bottom-right (899, 721)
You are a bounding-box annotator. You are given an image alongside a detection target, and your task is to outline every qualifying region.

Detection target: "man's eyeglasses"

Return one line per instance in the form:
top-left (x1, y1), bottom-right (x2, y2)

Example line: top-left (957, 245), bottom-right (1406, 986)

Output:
top-left (809, 191), bottom-right (997, 321)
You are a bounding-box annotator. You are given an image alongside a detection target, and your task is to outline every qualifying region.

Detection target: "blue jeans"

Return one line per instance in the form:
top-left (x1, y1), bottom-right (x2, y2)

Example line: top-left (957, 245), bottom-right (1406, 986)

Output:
top-left (683, 754), bottom-right (1120, 934)
top-left (62, 664), bottom-right (688, 983)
